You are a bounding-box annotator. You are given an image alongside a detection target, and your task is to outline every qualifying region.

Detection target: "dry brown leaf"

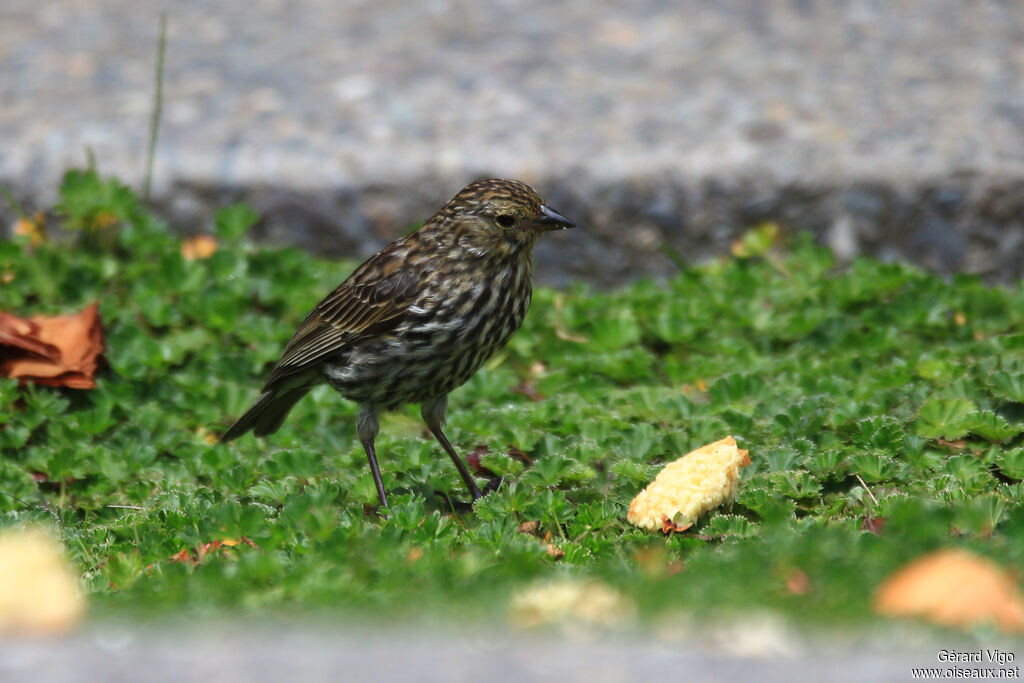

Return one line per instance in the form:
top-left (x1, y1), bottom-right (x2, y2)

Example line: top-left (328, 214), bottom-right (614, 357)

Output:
top-left (0, 302), bottom-right (105, 389)
top-left (511, 380), bottom-right (544, 402)
top-left (507, 444), bottom-right (533, 466)
top-left (874, 548), bottom-right (1024, 633)
top-left (517, 521), bottom-right (539, 535)
top-left (181, 234), bottom-right (218, 260)
top-left (545, 543), bottom-right (565, 560)
top-left (628, 436), bottom-right (751, 532)
top-left (0, 527), bottom-right (85, 635)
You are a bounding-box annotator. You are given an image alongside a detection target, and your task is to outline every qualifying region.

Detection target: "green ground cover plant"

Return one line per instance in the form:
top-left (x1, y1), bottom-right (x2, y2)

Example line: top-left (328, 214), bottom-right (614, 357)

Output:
top-left (2, 169), bottom-right (1023, 629)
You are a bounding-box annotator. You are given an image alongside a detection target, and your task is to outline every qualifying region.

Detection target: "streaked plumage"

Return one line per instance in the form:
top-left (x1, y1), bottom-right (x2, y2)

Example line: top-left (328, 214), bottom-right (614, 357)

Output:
top-left (221, 179), bottom-right (573, 507)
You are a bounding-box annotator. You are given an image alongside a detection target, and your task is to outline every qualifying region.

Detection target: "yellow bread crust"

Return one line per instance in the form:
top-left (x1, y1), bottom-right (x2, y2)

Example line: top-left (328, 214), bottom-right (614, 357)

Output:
top-left (627, 436), bottom-right (751, 531)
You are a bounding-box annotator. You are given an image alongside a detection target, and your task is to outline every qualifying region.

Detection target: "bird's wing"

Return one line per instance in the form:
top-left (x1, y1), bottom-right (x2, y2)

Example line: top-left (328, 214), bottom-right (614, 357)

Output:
top-left (261, 246), bottom-right (420, 389)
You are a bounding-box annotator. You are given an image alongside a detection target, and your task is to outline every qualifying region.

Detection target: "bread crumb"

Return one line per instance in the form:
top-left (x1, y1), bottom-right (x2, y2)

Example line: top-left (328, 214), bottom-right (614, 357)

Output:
top-left (510, 579), bottom-right (633, 628)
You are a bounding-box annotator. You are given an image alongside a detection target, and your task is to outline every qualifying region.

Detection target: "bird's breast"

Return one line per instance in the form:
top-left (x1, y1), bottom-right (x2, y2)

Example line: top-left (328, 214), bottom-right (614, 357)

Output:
top-left (323, 258), bottom-right (533, 408)
top-left (408, 259), bottom-right (532, 348)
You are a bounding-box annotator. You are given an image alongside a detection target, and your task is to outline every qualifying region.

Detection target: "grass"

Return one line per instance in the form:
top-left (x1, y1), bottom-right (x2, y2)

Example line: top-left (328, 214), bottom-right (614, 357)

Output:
top-left (2, 168), bottom-right (1024, 631)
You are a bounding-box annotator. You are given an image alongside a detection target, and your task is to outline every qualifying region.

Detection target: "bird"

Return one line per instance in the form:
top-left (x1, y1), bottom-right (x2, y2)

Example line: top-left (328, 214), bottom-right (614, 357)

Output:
top-left (220, 178), bottom-right (574, 508)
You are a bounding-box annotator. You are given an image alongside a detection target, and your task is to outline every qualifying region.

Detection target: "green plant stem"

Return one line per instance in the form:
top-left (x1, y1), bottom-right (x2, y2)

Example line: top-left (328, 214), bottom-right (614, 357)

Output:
top-left (142, 13), bottom-right (167, 203)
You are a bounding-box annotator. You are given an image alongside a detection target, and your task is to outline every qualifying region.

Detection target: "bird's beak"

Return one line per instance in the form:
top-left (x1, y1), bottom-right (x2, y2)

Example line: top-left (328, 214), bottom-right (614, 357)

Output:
top-left (533, 204), bottom-right (575, 231)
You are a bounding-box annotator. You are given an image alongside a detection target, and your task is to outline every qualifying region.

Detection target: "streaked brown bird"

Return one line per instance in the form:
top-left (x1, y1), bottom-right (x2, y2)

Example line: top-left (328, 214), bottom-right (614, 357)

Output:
top-left (221, 179), bottom-right (574, 508)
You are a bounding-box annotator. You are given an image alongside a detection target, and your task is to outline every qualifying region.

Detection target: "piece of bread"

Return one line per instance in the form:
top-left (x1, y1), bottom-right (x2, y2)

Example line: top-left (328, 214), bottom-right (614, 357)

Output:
top-left (0, 527), bottom-right (85, 634)
top-left (627, 436), bottom-right (751, 532)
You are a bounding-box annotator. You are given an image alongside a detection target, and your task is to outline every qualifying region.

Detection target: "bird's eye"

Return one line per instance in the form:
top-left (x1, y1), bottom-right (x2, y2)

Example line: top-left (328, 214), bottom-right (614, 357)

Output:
top-left (496, 214), bottom-right (516, 228)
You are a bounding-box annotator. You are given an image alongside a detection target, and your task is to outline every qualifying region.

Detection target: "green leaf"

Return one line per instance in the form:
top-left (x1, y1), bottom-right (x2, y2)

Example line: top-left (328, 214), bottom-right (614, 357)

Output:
top-left (731, 223), bottom-right (779, 259)
top-left (736, 487), bottom-right (775, 515)
top-left (848, 452), bottom-right (901, 483)
top-left (996, 448), bottom-right (1024, 479)
top-left (770, 470), bottom-right (822, 499)
top-left (915, 398), bottom-right (977, 439)
top-left (943, 455), bottom-right (991, 494)
top-left (55, 168), bottom-right (140, 234)
top-left (987, 371), bottom-right (1024, 404)
top-left (215, 203), bottom-right (260, 241)
top-left (853, 416), bottom-right (903, 450)
top-left (960, 411), bottom-right (1022, 443)
top-left (585, 307), bottom-right (641, 352)
top-left (703, 514), bottom-right (758, 537)
top-left (915, 355), bottom-right (956, 382)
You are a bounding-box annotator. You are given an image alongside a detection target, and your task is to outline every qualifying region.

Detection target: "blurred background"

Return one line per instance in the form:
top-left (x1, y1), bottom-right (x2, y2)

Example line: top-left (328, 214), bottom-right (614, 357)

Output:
top-left (3, 0), bottom-right (1023, 286)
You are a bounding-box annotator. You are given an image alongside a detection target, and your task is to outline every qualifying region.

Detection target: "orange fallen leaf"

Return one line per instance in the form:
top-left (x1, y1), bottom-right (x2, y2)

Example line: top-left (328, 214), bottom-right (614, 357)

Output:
top-left (785, 569), bottom-right (809, 595)
top-left (181, 234), bottom-right (218, 260)
top-left (170, 537), bottom-right (257, 566)
top-left (874, 548), bottom-right (1024, 633)
top-left (681, 379), bottom-right (710, 395)
top-left (12, 212), bottom-right (47, 246)
top-left (0, 302), bottom-right (105, 389)
top-left (197, 541), bottom-right (220, 560)
top-left (169, 549), bottom-right (192, 564)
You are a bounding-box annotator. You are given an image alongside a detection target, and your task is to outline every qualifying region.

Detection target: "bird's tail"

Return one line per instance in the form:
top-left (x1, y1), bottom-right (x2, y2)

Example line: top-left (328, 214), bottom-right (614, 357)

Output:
top-left (220, 387), bottom-right (311, 442)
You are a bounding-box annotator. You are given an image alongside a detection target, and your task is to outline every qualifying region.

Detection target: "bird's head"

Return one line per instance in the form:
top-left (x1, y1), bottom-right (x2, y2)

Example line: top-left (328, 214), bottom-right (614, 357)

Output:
top-left (439, 178), bottom-right (574, 257)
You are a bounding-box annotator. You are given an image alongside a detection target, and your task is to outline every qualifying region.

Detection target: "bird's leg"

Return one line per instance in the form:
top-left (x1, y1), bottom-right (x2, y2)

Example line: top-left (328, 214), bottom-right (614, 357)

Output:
top-left (421, 395), bottom-right (483, 501)
top-left (357, 405), bottom-right (388, 508)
